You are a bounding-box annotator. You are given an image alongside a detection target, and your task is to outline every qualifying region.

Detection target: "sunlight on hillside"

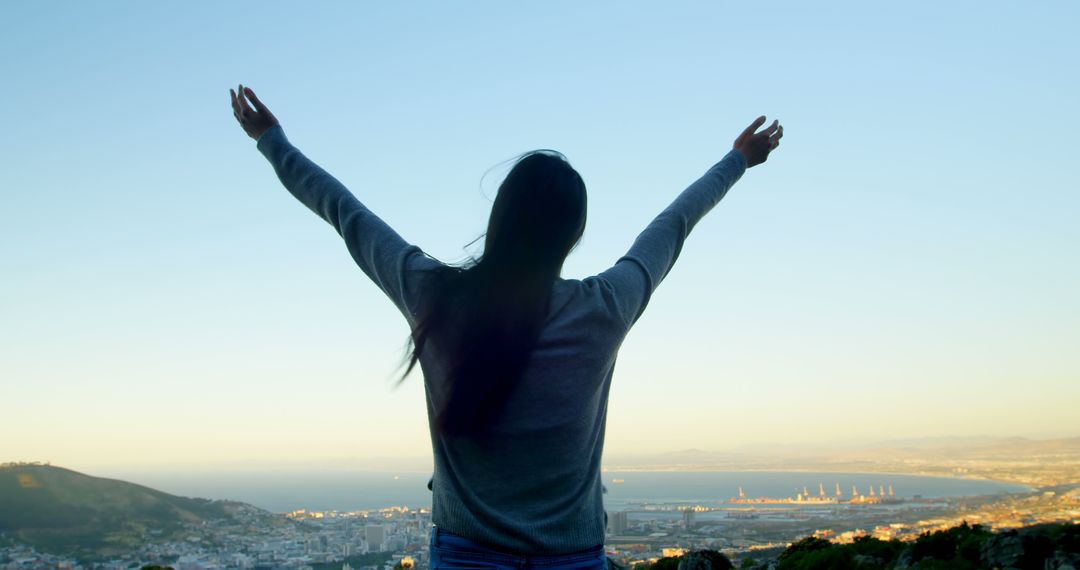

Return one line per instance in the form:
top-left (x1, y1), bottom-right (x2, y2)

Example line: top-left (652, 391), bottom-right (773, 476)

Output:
top-left (16, 473), bottom-right (43, 489)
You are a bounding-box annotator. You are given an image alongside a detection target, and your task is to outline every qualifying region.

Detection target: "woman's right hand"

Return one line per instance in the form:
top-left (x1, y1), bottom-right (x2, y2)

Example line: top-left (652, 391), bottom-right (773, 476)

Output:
top-left (230, 84), bottom-right (279, 141)
top-left (733, 116), bottom-right (783, 168)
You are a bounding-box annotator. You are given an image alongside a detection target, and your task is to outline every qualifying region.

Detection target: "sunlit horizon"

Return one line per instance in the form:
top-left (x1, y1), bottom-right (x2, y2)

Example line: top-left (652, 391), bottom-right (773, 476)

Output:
top-left (2, 2), bottom-right (1078, 471)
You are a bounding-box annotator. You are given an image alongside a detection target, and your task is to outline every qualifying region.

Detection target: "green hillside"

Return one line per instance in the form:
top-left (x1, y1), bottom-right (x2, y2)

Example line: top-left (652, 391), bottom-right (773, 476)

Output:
top-left (0, 463), bottom-right (260, 558)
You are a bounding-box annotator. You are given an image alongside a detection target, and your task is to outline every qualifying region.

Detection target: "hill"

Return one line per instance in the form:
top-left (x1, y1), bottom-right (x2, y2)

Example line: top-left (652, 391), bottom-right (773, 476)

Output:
top-left (0, 462), bottom-right (286, 559)
top-left (634, 522), bottom-right (1080, 569)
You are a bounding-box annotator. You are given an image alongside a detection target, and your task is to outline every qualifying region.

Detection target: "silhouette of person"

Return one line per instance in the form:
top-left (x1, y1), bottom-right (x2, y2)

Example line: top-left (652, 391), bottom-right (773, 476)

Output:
top-left (231, 83), bottom-right (781, 569)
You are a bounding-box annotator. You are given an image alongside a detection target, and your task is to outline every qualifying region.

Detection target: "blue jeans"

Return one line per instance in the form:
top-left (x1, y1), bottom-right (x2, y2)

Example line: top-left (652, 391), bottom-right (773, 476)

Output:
top-left (428, 527), bottom-right (607, 570)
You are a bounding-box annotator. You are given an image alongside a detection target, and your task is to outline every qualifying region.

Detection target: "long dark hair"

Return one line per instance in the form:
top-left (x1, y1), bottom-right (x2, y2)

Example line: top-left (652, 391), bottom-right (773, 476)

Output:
top-left (404, 150), bottom-right (587, 436)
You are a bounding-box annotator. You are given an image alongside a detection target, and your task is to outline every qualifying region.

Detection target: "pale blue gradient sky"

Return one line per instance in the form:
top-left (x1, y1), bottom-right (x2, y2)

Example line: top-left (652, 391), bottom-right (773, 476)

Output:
top-left (2, 1), bottom-right (1078, 470)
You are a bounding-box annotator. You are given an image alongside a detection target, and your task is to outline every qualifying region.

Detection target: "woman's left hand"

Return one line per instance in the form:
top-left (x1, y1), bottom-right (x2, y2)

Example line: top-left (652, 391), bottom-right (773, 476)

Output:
top-left (230, 84), bottom-right (279, 141)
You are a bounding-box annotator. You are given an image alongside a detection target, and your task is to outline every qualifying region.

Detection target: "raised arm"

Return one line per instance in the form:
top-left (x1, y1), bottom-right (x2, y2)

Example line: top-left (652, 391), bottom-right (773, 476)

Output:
top-left (230, 85), bottom-right (435, 318)
top-left (595, 116), bottom-right (783, 326)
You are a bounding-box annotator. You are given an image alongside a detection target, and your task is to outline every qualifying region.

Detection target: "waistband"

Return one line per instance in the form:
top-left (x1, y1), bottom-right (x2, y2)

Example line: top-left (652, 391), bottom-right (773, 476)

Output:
top-left (432, 526), bottom-right (605, 565)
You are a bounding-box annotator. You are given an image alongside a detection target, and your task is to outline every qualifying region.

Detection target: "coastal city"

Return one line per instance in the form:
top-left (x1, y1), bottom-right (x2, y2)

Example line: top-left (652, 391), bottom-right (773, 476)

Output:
top-left (3, 469), bottom-right (1078, 569)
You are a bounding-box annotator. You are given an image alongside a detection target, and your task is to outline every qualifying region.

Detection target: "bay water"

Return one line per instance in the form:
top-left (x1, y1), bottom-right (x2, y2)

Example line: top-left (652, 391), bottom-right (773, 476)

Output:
top-left (118, 470), bottom-right (1031, 513)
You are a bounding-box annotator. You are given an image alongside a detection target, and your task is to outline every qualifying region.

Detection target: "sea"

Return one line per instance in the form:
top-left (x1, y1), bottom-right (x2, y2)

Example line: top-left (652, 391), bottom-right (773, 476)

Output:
top-left (115, 470), bottom-right (1031, 514)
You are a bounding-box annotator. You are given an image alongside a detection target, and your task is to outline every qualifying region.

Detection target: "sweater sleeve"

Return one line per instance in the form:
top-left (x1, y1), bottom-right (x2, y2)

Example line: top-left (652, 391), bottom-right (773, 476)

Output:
top-left (592, 149), bottom-right (747, 327)
top-left (255, 124), bottom-right (436, 320)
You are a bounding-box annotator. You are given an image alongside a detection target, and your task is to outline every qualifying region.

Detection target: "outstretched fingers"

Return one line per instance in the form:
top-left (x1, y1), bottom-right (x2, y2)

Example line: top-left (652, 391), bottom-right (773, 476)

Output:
top-left (237, 83), bottom-right (255, 118)
top-left (244, 87), bottom-right (269, 114)
top-left (769, 125), bottom-right (784, 149)
top-left (230, 88), bottom-right (242, 120)
top-left (733, 115), bottom-right (784, 168)
top-left (229, 83), bottom-right (279, 140)
top-left (737, 116), bottom-right (767, 146)
top-left (760, 119), bottom-right (779, 138)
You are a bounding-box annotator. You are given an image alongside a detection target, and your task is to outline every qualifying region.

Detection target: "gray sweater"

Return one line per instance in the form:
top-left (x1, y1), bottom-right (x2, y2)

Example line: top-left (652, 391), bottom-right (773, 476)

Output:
top-left (256, 124), bottom-right (746, 554)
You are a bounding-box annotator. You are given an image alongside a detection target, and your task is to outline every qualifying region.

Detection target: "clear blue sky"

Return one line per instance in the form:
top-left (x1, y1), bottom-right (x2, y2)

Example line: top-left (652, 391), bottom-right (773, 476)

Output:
top-left (2, 1), bottom-right (1077, 470)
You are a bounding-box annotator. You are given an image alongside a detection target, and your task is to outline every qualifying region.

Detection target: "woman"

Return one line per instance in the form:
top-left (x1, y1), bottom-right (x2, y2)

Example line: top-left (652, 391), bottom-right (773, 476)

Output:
top-left (230, 84), bottom-right (781, 569)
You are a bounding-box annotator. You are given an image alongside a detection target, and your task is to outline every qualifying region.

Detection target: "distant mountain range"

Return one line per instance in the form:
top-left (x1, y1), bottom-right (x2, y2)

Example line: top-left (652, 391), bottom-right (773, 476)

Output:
top-left (594, 436), bottom-right (1080, 490)
top-left (0, 463), bottom-right (285, 559)
top-left (604, 436), bottom-right (1080, 467)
